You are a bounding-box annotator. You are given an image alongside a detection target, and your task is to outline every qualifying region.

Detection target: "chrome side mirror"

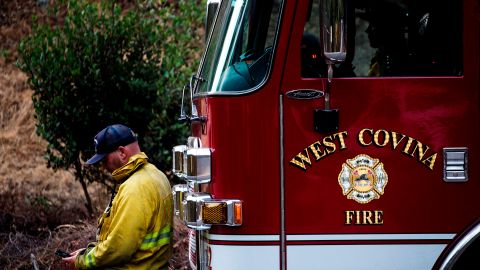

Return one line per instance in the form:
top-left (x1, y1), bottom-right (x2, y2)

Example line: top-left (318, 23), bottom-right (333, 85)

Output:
top-left (319, 0), bottom-right (347, 65)
top-left (314, 0), bottom-right (347, 133)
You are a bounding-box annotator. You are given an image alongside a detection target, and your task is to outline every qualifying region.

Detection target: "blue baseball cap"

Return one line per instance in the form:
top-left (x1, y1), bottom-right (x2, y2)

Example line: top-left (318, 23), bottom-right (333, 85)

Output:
top-left (86, 124), bottom-right (137, 165)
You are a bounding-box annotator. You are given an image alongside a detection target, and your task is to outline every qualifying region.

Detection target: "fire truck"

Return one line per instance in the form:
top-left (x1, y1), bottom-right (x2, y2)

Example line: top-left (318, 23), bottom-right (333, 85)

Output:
top-left (171, 0), bottom-right (480, 269)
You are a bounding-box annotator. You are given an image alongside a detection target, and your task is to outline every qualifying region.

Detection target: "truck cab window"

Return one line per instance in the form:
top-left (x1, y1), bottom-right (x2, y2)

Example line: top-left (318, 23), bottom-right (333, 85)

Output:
top-left (302, 0), bottom-right (463, 77)
top-left (197, 0), bottom-right (282, 93)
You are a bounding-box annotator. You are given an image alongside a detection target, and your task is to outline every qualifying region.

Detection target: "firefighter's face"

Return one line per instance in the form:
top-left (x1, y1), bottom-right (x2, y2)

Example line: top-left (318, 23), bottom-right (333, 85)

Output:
top-left (101, 148), bottom-right (124, 173)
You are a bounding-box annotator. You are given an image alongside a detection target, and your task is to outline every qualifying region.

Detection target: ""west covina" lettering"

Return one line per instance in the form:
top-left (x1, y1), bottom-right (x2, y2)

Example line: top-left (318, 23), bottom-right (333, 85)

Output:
top-left (290, 128), bottom-right (437, 171)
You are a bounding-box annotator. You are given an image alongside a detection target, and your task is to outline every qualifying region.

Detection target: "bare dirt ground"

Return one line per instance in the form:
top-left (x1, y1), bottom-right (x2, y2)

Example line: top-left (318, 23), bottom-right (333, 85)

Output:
top-left (0, 1), bottom-right (190, 269)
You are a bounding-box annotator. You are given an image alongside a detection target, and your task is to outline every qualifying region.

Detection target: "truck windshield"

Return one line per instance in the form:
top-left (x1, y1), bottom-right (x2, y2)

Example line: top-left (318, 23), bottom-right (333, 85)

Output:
top-left (196, 0), bottom-right (282, 94)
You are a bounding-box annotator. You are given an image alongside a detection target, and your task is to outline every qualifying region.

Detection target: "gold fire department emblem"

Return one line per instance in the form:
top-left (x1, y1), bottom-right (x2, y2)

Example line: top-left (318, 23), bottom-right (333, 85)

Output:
top-left (338, 154), bottom-right (388, 204)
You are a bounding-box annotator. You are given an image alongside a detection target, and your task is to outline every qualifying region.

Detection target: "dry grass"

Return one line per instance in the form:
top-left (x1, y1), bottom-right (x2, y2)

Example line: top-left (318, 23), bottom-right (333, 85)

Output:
top-left (0, 218), bottom-right (190, 269)
top-left (0, 44), bottom-right (104, 270)
top-left (0, 1), bottom-right (191, 269)
top-left (0, 222), bottom-right (97, 269)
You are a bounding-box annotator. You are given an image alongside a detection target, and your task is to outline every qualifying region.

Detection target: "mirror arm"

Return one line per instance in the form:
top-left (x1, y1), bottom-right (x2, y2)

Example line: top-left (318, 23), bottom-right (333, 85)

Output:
top-left (190, 76), bottom-right (207, 124)
top-left (178, 75), bottom-right (207, 125)
top-left (178, 84), bottom-right (188, 122)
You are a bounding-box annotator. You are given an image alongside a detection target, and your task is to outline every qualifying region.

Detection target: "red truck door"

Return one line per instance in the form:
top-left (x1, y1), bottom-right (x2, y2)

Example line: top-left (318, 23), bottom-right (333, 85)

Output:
top-left (281, 0), bottom-right (480, 269)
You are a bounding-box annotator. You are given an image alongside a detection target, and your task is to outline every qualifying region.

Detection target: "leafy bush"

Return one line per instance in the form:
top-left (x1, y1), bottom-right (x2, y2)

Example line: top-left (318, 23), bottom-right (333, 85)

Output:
top-left (144, 0), bottom-right (205, 168)
top-left (17, 0), bottom-right (205, 213)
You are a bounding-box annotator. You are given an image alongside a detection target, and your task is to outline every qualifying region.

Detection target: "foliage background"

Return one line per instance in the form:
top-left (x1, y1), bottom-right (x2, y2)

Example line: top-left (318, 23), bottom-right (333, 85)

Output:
top-left (16, 0), bottom-right (204, 214)
top-left (0, 0), bottom-right (204, 269)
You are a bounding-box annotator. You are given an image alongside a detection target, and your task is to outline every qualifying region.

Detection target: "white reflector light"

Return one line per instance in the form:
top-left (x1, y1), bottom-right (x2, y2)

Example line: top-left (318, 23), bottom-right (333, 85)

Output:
top-left (172, 145), bottom-right (187, 177)
top-left (186, 148), bottom-right (211, 183)
top-left (172, 184), bottom-right (188, 217)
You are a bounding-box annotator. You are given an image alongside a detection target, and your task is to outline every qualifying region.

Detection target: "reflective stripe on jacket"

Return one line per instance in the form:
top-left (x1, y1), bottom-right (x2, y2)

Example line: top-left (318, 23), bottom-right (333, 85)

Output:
top-left (76, 152), bottom-right (173, 269)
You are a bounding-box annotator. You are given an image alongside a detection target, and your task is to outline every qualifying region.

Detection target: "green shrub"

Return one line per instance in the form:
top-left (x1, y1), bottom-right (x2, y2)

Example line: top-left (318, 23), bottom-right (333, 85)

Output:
top-left (144, 0), bottom-right (205, 169)
top-left (17, 0), bottom-right (204, 213)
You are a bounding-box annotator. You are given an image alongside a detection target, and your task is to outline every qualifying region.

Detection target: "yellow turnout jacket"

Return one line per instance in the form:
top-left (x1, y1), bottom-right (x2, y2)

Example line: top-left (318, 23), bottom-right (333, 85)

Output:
top-left (76, 152), bottom-right (173, 269)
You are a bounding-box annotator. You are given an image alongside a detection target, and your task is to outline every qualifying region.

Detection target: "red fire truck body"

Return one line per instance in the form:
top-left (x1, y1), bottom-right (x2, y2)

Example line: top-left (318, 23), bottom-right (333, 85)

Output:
top-left (173, 0), bottom-right (480, 269)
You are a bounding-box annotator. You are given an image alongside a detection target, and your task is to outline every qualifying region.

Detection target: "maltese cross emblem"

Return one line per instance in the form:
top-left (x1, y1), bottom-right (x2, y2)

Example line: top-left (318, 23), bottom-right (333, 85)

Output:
top-left (338, 154), bottom-right (388, 204)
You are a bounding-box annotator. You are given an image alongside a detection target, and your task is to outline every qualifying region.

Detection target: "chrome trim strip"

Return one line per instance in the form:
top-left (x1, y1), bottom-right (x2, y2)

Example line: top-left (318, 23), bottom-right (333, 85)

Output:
top-left (287, 233), bottom-right (456, 241)
top-left (439, 223), bottom-right (480, 270)
top-left (279, 94), bottom-right (286, 270)
top-left (207, 233), bottom-right (456, 242)
top-left (209, 234), bottom-right (280, 241)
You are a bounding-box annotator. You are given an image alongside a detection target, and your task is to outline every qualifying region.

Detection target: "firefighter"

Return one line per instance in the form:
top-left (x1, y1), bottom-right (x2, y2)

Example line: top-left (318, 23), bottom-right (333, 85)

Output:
top-left (365, 0), bottom-right (409, 76)
top-left (63, 124), bottom-right (173, 270)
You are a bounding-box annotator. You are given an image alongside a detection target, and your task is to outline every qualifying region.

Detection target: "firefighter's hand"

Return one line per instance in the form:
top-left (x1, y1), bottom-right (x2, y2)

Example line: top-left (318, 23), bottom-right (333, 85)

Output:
top-left (62, 248), bottom-right (84, 270)
top-left (62, 255), bottom-right (77, 270)
top-left (69, 248), bottom-right (85, 256)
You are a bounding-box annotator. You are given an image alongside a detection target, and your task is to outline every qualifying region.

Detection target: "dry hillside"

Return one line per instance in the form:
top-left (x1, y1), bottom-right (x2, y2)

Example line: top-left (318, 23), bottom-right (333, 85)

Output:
top-left (0, 1), bottom-right (189, 269)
